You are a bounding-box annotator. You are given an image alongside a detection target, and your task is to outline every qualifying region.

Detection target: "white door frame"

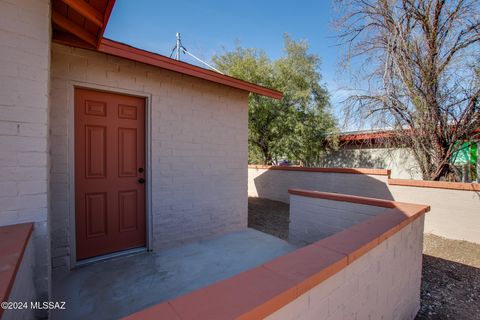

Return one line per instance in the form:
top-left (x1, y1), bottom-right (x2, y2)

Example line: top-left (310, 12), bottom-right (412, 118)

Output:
top-left (66, 81), bottom-right (153, 268)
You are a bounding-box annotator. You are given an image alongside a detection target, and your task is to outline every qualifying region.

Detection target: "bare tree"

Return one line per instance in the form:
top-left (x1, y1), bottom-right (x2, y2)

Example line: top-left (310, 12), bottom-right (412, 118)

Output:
top-left (336, 0), bottom-right (480, 181)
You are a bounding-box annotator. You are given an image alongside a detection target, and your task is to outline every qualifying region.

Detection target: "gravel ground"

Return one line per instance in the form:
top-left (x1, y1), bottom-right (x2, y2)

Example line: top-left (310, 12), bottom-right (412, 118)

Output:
top-left (248, 197), bottom-right (290, 241)
top-left (248, 197), bottom-right (480, 320)
top-left (416, 234), bottom-right (480, 320)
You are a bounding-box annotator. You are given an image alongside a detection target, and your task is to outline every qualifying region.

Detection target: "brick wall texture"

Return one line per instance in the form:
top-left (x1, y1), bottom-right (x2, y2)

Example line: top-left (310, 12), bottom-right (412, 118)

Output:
top-left (49, 43), bottom-right (249, 270)
top-left (266, 215), bottom-right (425, 320)
top-left (0, 0), bottom-right (51, 306)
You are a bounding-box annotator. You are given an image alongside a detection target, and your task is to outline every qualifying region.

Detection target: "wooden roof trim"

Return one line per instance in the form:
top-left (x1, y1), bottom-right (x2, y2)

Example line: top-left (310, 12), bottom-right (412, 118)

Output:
top-left (52, 11), bottom-right (97, 47)
top-left (60, 0), bottom-right (104, 27)
top-left (97, 38), bottom-right (283, 100)
top-left (97, 0), bottom-right (116, 46)
top-left (52, 32), bottom-right (96, 50)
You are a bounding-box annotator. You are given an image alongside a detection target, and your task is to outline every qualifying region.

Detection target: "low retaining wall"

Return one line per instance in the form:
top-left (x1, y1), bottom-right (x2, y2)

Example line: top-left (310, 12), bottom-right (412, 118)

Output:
top-left (125, 191), bottom-right (428, 319)
top-left (248, 166), bottom-right (392, 202)
top-left (248, 165), bottom-right (480, 244)
top-left (268, 191), bottom-right (425, 320)
top-left (0, 223), bottom-right (36, 320)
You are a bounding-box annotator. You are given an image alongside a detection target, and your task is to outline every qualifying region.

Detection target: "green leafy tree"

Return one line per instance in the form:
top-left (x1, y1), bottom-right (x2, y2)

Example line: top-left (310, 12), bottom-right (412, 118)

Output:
top-left (212, 35), bottom-right (337, 165)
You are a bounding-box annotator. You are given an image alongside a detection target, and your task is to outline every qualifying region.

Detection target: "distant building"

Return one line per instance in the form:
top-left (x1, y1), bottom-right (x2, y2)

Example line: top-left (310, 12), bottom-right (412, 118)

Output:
top-left (321, 130), bottom-right (479, 182)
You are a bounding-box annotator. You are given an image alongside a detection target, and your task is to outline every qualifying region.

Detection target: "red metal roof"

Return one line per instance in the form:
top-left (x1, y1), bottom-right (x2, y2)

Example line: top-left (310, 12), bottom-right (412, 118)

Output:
top-left (50, 0), bottom-right (283, 100)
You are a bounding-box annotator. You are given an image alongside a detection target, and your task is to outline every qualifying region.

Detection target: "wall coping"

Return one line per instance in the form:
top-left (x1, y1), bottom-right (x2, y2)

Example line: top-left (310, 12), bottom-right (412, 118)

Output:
top-left (388, 178), bottom-right (480, 192)
top-left (289, 188), bottom-right (395, 208)
top-left (125, 191), bottom-right (429, 320)
top-left (248, 165), bottom-right (391, 176)
top-left (0, 223), bottom-right (34, 318)
top-left (249, 165), bottom-right (480, 192)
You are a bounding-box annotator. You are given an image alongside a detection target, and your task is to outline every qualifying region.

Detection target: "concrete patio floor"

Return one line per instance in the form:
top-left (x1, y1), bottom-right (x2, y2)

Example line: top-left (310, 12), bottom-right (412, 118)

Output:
top-left (51, 228), bottom-right (297, 320)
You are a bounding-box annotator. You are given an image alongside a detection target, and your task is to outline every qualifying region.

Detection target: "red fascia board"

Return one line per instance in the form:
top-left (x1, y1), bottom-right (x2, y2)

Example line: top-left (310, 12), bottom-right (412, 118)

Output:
top-left (96, 0), bottom-right (116, 46)
top-left (97, 38), bottom-right (283, 100)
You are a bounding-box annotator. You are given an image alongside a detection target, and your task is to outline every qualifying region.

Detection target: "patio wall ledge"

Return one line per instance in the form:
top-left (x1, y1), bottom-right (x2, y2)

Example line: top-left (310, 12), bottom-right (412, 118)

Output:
top-left (248, 165), bottom-right (480, 243)
top-left (388, 178), bottom-right (480, 191)
top-left (248, 165), bottom-right (391, 176)
top-left (124, 191), bottom-right (429, 320)
top-left (0, 223), bottom-right (35, 320)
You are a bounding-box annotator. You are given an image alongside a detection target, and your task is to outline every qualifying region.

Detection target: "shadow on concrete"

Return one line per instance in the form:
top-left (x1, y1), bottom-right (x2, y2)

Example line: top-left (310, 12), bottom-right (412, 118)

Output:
top-left (51, 229), bottom-right (296, 320)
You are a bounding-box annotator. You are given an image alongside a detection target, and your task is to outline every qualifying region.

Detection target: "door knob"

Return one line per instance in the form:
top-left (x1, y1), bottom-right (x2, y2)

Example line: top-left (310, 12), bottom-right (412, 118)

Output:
top-left (138, 178), bottom-right (145, 184)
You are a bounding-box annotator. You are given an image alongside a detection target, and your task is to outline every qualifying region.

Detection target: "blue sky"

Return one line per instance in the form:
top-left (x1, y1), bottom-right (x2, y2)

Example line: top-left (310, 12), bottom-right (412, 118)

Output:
top-left (105, 0), bottom-right (348, 122)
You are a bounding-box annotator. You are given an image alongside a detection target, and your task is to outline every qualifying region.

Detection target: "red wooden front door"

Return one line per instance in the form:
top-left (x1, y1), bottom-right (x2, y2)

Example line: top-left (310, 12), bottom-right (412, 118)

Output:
top-left (75, 88), bottom-right (146, 260)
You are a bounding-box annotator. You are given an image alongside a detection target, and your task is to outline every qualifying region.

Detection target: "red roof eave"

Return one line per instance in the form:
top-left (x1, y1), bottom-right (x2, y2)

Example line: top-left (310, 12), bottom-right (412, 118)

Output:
top-left (338, 131), bottom-right (394, 143)
top-left (96, 0), bottom-right (116, 47)
top-left (339, 127), bottom-right (480, 143)
top-left (97, 38), bottom-right (283, 100)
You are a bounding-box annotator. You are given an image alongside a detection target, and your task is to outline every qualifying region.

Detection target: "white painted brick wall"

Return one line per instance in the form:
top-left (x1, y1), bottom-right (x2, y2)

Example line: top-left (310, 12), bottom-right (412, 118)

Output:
top-left (266, 215), bottom-right (425, 320)
top-left (0, 0), bottom-right (51, 310)
top-left (49, 43), bottom-right (249, 270)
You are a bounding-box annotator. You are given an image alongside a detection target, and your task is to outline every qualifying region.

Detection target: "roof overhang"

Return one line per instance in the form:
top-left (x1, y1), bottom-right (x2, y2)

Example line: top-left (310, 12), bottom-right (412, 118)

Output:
top-left (51, 0), bottom-right (115, 48)
top-left (97, 39), bottom-right (283, 99)
top-left (50, 0), bottom-right (283, 100)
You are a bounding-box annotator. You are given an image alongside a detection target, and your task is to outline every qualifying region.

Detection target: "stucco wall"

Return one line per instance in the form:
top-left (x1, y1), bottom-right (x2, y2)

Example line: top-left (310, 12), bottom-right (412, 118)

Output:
top-left (50, 43), bottom-right (249, 269)
top-left (321, 147), bottom-right (422, 179)
top-left (266, 215), bottom-right (424, 320)
top-left (388, 184), bottom-right (480, 244)
top-left (289, 195), bottom-right (386, 246)
top-left (2, 240), bottom-right (36, 320)
top-left (0, 0), bottom-right (51, 305)
top-left (248, 168), bottom-right (392, 203)
top-left (248, 168), bottom-right (480, 243)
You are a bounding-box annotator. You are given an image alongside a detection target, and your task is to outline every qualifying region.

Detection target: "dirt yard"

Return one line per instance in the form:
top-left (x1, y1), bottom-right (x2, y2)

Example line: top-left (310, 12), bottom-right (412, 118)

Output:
top-left (416, 234), bottom-right (480, 319)
top-left (248, 197), bottom-right (480, 320)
